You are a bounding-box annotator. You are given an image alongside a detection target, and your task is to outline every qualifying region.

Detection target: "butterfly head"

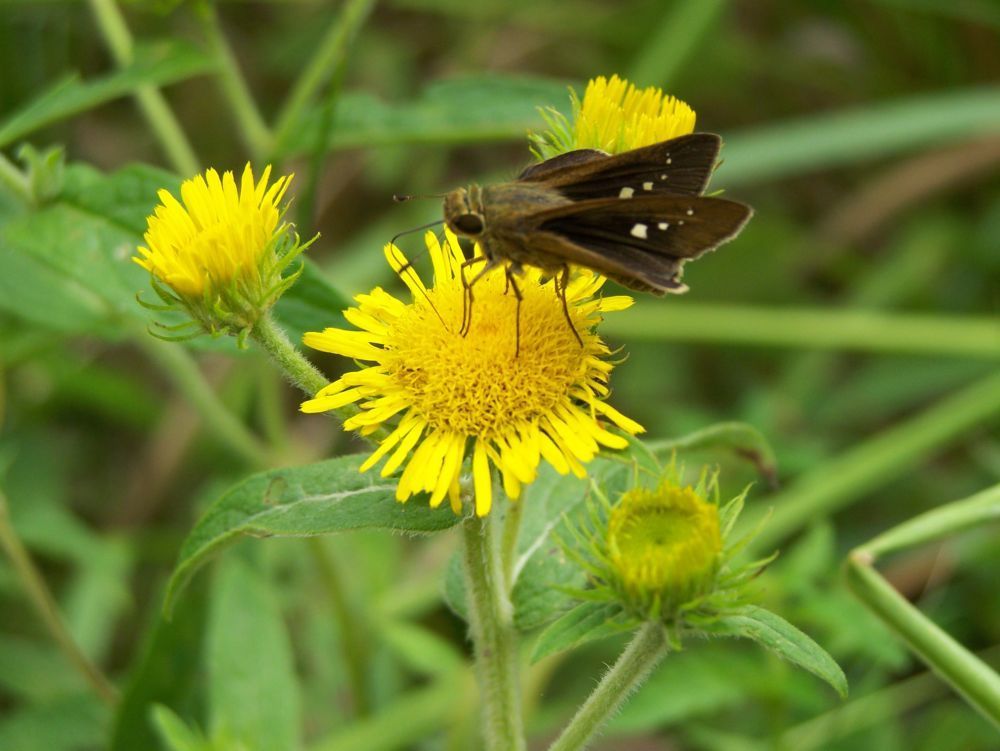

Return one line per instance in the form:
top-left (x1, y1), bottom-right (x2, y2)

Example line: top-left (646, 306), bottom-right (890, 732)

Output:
top-left (444, 185), bottom-right (486, 237)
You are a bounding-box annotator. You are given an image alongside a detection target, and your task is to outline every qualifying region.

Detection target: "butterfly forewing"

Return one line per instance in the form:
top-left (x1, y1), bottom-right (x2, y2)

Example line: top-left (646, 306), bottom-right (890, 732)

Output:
top-left (528, 194), bottom-right (752, 293)
top-left (518, 133), bottom-right (721, 199)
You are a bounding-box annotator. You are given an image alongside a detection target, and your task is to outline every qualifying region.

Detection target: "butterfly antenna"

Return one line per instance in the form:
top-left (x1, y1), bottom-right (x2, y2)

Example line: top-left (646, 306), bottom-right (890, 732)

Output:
top-left (386, 239), bottom-right (447, 327)
top-left (393, 192), bottom-right (447, 203)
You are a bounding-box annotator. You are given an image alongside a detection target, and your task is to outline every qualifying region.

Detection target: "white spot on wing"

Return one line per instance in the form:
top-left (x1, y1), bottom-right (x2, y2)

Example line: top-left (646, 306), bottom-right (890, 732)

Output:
top-left (630, 223), bottom-right (648, 239)
top-left (643, 181), bottom-right (653, 191)
top-left (686, 208), bottom-right (694, 216)
top-left (660, 174), bottom-right (668, 180)
top-left (619, 187), bottom-right (634, 198)
top-left (658, 222), bottom-right (669, 230)
top-left (666, 157), bottom-right (673, 164)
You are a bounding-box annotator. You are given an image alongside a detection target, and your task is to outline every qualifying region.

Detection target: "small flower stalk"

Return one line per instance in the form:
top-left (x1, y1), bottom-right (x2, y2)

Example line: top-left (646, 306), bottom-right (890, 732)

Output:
top-left (134, 163), bottom-right (312, 344)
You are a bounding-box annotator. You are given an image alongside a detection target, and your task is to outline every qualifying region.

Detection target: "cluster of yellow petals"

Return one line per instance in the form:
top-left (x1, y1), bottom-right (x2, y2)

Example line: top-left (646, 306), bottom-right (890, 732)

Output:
top-left (608, 479), bottom-right (722, 612)
top-left (301, 230), bottom-right (643, 516)
top-left (572, 74), bottom-right (697, 154)
top-left (135, 164), bottom-right (290, 298)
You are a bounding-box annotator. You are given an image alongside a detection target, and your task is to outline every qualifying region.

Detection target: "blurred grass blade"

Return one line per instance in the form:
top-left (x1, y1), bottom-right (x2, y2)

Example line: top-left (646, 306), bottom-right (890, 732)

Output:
top-left (745, 372), bottom-right (1000, 555)
top-left (208, 555), bottom-right (301, 751)
top-left (0, 41), bottom-right (213, 149)
top-left (628, 0), bottom-right (727, 87)
top-left (278, 75), bottom-right (571, 156)
top-left (846, 484), bottom-right (1000, 730)
top-left (602, 302), bottom-right (1000, 359)
top-left (721, 87), bottom-right (1000, 185)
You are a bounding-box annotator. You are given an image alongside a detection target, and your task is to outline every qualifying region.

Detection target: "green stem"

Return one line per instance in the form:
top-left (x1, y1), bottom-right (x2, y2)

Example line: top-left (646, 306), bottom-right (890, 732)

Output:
top-left (196, 3), bottom-right (272, 160)
top-left (547, 622), bottom-right (668, 751)
top-left (0, 490), bottom-right (119, 707)
top-left (308, 538), bottom-right (372, 717)
top-left (600, 302), bottom-right (1000, 359)
top-left (137, 337), bottom-right (270, 467)
top-left (0, 151), bottom-right (32, 205)
top-left (845, 554), bottom-right (1000, 729)
top-left (745, 372), bottom-right (1000, 556)
top-left (87, 0), bottom-right (200, 175)
top-left (271, 0), bottom-right (376, 156)
top-left (460, 512), bottom-right (526, 751)
top-left (250, 313), bottom-right (327, 396)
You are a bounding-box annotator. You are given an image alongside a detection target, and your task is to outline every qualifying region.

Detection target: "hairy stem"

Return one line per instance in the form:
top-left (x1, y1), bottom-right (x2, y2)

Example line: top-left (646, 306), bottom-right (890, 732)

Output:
top-left (250, 312), bottom-right (328, 396)
top-left (460, 511), bottom-right (526, 751)
top-left (548, 622), bottom-right (668, 751)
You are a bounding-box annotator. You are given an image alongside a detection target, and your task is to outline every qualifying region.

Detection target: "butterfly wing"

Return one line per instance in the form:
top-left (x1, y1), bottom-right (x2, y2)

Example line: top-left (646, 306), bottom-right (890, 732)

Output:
top-left (518, 133), bottom-right (722, 199)
top-left (524, 194), bottom-right (752, 294)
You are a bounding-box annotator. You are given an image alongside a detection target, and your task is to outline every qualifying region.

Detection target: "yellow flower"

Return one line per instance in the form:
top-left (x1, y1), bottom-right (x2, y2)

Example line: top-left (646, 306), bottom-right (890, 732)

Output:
top-left (135, 164), bottom-right (306, 338)
top-left (607, 478), bottom-right (722, 617)
top-left (531, 74), bottom-right (696, 159)
top-left (301, 230), bottom-right (643, 516)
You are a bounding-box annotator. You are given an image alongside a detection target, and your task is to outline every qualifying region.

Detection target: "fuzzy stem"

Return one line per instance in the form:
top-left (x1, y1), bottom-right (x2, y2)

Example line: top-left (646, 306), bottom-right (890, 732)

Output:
top-left (500, 498), bottom-right (525, 588)
top-left (87, 0), bottom-right (200, 175)
top-left (250, 312), bottom-right (328, 396)
top-left (0, 491), bottom-right (119, 707)
top-left (196, 3), bottom-right (272, 160)
top-left (460, 512), bottom-right (526, 751)
top-left (548, 622), bottom-right (668, 751)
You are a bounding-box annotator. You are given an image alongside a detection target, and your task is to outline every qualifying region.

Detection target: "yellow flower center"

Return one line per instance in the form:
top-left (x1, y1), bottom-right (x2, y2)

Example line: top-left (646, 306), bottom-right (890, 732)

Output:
top-left (608, 481), bottom-right (721, 611)
top-left (385, 266), bottom-right (591, 439)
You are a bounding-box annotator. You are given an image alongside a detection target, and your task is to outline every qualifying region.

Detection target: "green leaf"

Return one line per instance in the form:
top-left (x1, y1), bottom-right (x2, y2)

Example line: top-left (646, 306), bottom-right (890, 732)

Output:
top-left (0, 40), bottom-right (214, 148)
top-left (207, 555), bottom-right (300, 751)
top-left (381, 621), bottom-right (465, 678)
top-left (703, 605), bottom-right (848, 698)
top-left (110, 580), bottom-right (209, 751)
top-left (164, 453), bottom-right (461, 613)
top-left (531, 601), bottom-right (629, 662)
top-left (280, 74), bottom-right (570, 155)
top-left (151, 706), bottom-right (209, 751)
top-left (0, 693), bottom-right (107, 751)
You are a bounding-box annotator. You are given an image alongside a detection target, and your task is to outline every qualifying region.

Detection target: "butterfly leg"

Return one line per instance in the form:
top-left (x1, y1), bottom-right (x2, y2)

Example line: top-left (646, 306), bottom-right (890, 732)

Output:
top-left (557, 265), bottom-right (583, 347)
top-left (504, 266), bottom-right (525, 357)
top-left (388, 243), bottom-right (446, 325)
top-left (459, 256), bottom-right (492, 337)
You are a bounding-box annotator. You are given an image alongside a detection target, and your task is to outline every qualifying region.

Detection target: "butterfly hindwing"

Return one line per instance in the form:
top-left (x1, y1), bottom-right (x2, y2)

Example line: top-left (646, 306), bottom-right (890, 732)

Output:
top-left (519, 133), bottom-right (722, 199)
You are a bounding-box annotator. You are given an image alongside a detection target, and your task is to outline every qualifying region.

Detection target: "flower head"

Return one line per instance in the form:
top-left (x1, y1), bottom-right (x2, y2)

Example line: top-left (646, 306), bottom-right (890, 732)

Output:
top-left (135, 164), bottom-right (308, 340)
top-left (563, 463), bottom-right (766, 625)
top-left (531, 75), bottom-right (696, 160)
top-left (608, 478), bottom-right (722, 617)
top-left (301, 230), bottom-right (643, 516)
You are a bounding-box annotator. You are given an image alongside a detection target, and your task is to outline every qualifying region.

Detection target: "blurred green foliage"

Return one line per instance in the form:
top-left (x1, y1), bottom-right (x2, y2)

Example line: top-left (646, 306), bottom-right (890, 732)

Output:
top-left (0, 0), bottom-right (998, 749)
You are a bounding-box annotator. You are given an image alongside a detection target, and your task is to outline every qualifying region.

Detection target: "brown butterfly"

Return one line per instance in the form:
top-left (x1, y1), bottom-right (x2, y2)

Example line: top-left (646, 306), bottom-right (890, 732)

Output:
top-left (439, 132), bottom-right (752, 351)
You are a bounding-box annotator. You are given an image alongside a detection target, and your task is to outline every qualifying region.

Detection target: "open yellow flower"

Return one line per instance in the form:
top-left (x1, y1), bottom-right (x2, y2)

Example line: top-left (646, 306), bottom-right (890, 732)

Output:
top-left (135, 164), bottom-right (307, 338)
top-left (301, 230), bottom-right (643, 516)
top-left (531, 74), bottom-right (697, 159)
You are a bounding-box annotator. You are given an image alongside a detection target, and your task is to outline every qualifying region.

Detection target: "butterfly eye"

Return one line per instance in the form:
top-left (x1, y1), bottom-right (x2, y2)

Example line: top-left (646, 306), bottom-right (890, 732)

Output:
top-left (453, 213), bottom-right (485, 235)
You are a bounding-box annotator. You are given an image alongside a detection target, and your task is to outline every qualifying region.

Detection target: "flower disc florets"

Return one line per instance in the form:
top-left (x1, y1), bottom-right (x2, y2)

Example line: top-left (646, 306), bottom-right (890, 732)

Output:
top-left (134, 164), bottom-right (308, 341)
top-left (608, 479), bottom-right (722, 618)
top-left (301, 230), bottom-right (643, 516)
